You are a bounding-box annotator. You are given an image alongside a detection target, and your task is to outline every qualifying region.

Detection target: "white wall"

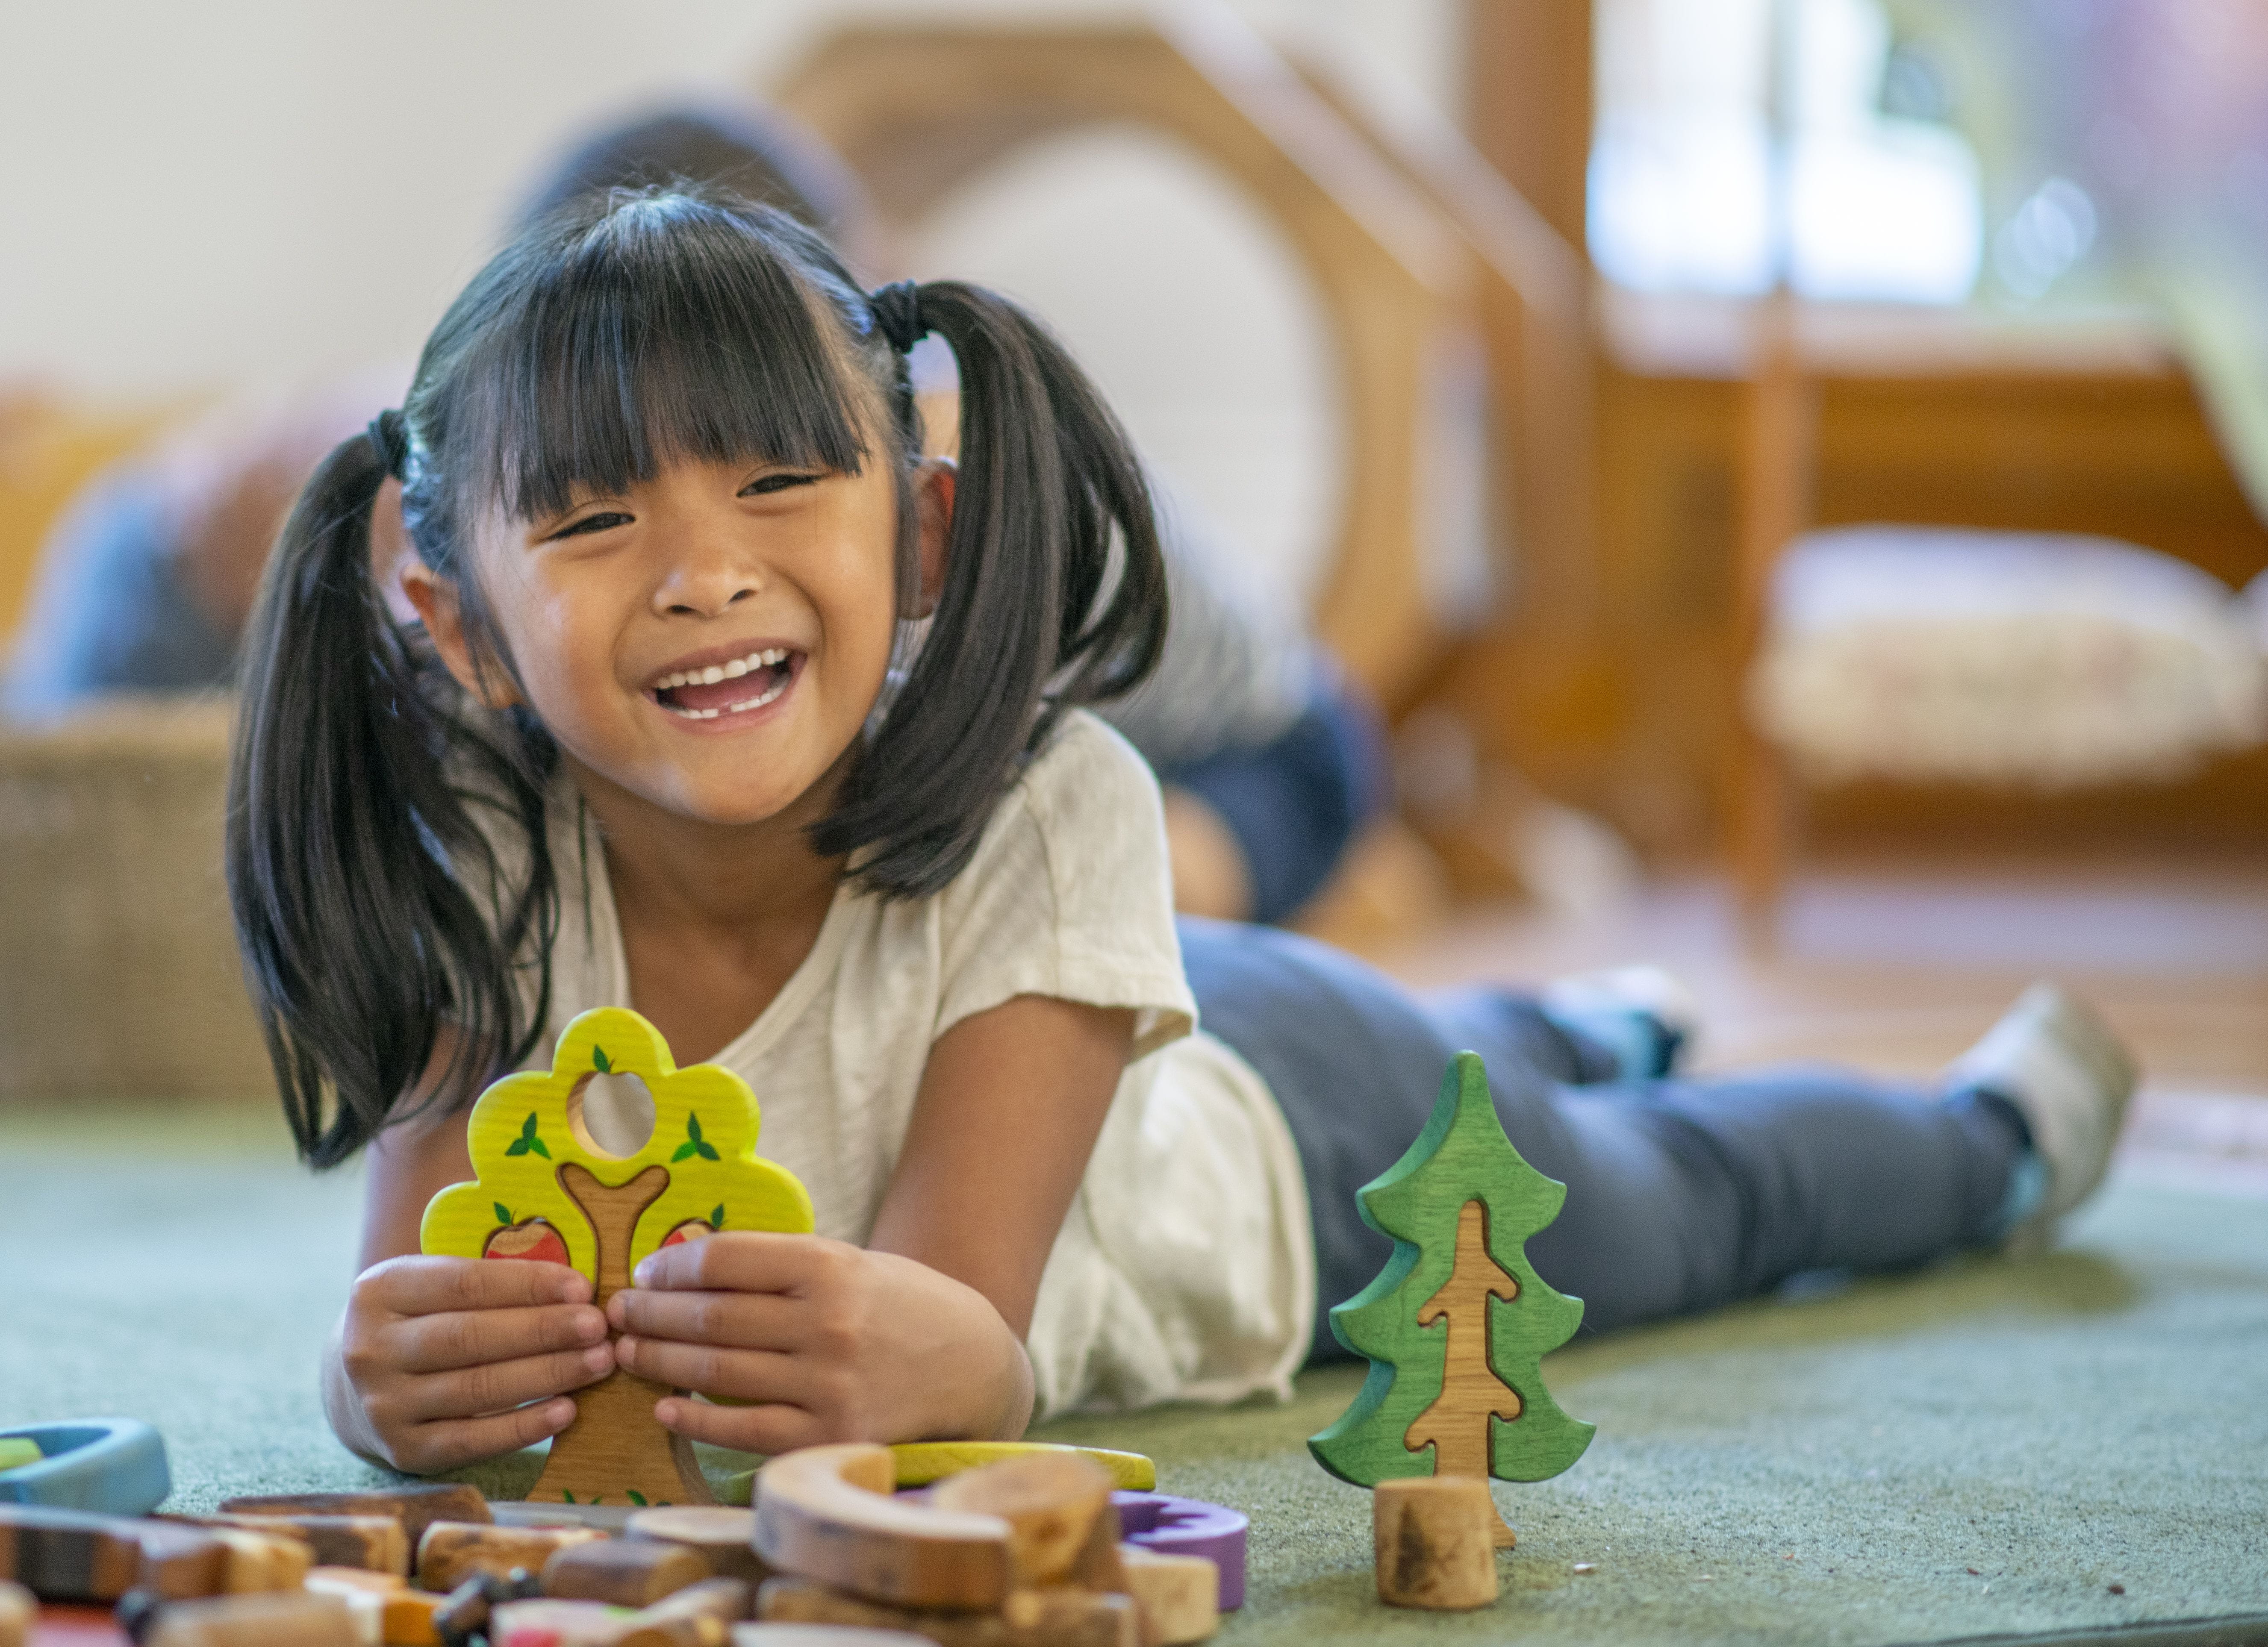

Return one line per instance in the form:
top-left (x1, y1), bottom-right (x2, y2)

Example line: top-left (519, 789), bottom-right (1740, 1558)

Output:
top-left (0, 0), bottom-right (1459, 398)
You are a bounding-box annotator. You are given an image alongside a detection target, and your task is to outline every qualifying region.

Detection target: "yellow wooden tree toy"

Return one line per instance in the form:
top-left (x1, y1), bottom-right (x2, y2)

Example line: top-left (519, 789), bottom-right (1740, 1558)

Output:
top-left (423, 1006), bottom-right (813, 1506)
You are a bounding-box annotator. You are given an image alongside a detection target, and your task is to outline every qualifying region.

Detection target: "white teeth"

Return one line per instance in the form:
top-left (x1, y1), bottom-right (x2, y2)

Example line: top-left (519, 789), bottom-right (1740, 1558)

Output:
top-left (657, 669), bottom-right (792, 721)
top-left (654, 647), bottom-right (791, 692)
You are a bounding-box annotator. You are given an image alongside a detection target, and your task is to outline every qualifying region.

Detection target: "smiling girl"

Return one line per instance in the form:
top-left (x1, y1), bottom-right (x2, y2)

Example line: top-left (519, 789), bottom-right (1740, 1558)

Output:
top-left (228, 187), bottom-right (2132, 1474)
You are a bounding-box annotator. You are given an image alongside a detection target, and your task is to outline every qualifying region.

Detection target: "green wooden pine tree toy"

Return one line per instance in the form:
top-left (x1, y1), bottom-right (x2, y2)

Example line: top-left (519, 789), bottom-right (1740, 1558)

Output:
top-left (1309, 1051), bottom-right (1595, 1544)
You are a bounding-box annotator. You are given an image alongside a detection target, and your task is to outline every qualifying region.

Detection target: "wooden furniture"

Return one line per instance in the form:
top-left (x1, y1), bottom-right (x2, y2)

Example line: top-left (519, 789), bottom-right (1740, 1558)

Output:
top-left (773, 12), bottom-right (1472, 710)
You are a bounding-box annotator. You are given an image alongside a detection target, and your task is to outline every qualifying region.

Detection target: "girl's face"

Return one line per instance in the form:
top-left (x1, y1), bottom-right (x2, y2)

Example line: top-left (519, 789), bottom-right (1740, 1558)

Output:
top-left (405, 434), bottom-right (950, 836)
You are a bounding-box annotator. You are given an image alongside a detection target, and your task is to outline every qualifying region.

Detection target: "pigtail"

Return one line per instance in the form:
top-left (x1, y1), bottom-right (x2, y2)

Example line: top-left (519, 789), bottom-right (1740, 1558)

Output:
top-left (227, 432), bottom-right (556, 1168)
top-left (818, 280), bottom-right (1169, 894)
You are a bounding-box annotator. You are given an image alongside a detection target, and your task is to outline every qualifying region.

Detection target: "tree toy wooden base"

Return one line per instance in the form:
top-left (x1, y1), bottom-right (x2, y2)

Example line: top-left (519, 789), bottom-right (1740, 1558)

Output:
top-left (1308, 1052), bottom-right (1596, 1548)
top-left (421, 1008), bottom-right (815, 1508)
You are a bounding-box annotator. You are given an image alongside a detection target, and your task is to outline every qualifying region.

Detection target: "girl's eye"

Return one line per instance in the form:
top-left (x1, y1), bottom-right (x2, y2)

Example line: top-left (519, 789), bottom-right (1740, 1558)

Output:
top-left (742, 472), bottom-right (819, 497)
top-left (545, 510), bottom-right (632, 541)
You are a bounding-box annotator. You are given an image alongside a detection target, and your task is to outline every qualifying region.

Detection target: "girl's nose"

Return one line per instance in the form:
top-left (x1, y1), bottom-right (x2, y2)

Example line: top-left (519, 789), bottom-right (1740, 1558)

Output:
top-left (655, 546), bottom-right (764, 618)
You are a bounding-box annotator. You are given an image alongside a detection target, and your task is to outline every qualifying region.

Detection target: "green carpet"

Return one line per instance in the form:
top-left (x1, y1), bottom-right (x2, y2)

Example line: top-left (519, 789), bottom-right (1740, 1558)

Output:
top-left (5, 1098), bottom-right (2265, 1645)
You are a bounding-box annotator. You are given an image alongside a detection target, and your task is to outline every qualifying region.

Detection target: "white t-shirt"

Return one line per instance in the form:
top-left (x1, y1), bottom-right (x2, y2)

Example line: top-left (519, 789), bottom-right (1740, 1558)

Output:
top-left (518, 710), bottom-right (1314, 1418)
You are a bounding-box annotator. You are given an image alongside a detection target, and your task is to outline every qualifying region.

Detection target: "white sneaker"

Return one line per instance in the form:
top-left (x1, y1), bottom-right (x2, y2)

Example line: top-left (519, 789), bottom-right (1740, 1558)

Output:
top-left (1943, 982), bottom-right (2137, 1227)
top-left (1540, 964), bottom-right (1702, 1078)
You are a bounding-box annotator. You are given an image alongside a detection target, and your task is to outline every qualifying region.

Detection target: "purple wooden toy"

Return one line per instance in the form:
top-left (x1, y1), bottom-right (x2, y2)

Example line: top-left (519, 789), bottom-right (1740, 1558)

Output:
top-left (1111, 1491), bottom-right (1248, 1610)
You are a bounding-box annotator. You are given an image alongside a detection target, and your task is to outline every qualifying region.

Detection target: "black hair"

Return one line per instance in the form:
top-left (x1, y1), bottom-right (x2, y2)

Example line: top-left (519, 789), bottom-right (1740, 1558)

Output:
top-left (513, 103), bottom-right (868, 242)
top-left (228, 187), bottom-right (1167, 1168)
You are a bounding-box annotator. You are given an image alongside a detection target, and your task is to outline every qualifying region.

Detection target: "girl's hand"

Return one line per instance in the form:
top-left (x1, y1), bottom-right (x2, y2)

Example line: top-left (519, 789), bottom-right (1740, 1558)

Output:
top-left (328, 1254), bottom-right (617, 1473)
top-left (607, 1232), bottom-right (1034, 1451)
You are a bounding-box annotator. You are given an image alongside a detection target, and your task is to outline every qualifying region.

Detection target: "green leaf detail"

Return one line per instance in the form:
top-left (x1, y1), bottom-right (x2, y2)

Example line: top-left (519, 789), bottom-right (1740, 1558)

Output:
top-left (593, 1047), bottom-right (612, 1073)
top-left (528, 1138), bottom-right (551, 1159)
top-left (506, 1139), bottom-right (529, 1157)
top-left (696, 1142), bottom-right (719, 1162)
top-left (671, 1142), bottom-right (698, 1163)
top-left (561, 1491), bottom-right (575, 1503)
top-left (520, 1114), bottom-right (540, 1140)
top-left (709, 1205), bottom-right (725, 1230)
top-left (626, 1490), bottom-right (648, 1506)
top-left (686, 1113), bottom-right (704, 1144)
top-left (494, 1203), bottom-right (513, 1226)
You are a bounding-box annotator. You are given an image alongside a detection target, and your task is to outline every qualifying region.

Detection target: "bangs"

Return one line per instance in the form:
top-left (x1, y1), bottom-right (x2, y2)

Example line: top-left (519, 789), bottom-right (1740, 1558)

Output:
top-left (456, 192), bottom-right (872, 525)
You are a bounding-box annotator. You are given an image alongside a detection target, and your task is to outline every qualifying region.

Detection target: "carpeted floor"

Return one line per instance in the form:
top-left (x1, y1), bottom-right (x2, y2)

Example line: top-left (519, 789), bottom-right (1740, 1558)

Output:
top-left (4, 1097), bottom-right (2265, 1647)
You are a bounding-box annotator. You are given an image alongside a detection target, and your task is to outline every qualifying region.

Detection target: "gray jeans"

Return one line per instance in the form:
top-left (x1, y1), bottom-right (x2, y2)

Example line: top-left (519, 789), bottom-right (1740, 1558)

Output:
top-left (1178, 919), bottom-right (2024, 1364)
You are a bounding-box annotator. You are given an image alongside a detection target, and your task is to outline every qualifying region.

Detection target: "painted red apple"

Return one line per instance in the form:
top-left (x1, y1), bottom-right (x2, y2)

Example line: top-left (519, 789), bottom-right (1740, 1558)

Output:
top-left (659, 1219), bottom-right (714, 1249)
top-left (483, 1217), bottom-right (570, 1265)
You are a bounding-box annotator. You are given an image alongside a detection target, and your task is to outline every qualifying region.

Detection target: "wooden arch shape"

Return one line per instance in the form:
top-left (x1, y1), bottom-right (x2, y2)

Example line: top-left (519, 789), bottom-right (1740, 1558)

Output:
top-left (774, 9), bottom-right (1467, 707)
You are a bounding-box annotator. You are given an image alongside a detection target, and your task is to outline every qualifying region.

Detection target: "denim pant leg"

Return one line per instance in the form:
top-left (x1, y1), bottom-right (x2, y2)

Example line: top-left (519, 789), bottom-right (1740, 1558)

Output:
top-left (1178, 918), bottom-right (2023, 1361)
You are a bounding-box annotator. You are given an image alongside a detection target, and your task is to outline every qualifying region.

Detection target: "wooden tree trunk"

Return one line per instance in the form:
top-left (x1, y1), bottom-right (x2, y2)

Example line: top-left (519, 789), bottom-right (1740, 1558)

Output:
top-left (1405, 1200), bottom-right (1520, 1545)
top-left (530, 1164), bottom-right (714, 1506)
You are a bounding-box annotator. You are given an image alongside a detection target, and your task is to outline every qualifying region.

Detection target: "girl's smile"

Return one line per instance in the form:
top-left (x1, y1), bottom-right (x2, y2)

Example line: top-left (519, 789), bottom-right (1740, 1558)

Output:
top-left (646, 640), bottom-right (803, 726)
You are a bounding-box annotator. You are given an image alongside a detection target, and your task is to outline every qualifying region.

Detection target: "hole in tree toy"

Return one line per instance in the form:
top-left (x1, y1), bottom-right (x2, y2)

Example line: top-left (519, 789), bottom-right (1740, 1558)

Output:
top-left (421, 1007), bottom-right (814, 1509)
top-left (1308, 1052), bottom-right (1595, 1547)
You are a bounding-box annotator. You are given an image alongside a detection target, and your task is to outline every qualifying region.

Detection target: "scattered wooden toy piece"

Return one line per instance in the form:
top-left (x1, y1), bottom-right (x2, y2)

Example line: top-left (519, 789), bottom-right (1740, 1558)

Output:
top-left (169, 1516), bottom-right (404, 1579)
top-left (486, 1599), bottom-right (633, 1647)
top-left (300, 1576), bottom-right (383, 1647)
top-left (754, 1577), bottom-right (1136, 1647)
top-left (216, 1491), bottom-right (488, 1551)
top-left (750, 1446), bottom-right (1010, 1612)
top-left (613, 1578), bottom-right (751, 1647)
top-left (730, 1625), bottom-right (928, 1647)
top-left (417, 1524), bottom-right (604, 1594)
top-left (0, 1424), bottom-right (171, 1519)
top-left (1114, 1548), bottom-right (1217, 1647)
top-left (138, 1592), bottom-right (359, 1647)
top-left (421, 1008), bottom-right (813, 1509)
top-left (1309, 1054), bottom-right (1597, 1550)
top-left (201, 1533), bottom-right (308, 1597)
top-left (430, 1573), bottom-right (515, 1647)
top-left (928, 1455), bottom-right (1119, 1590)
top-left (1107, 1497), bottom-right (1245, 1612)
top-left (541, 1541), bottom-right (709, 1609)
top-left (624, 1509), bottom-right (769, 1587)
top-left (0, 1507), bottom-right (226, 1603)
top-left (488, 1507), bottom-right (637, 1535)
top-left (887, 1447), bottom-right (1156, 1493)
top-left (0, 1580), bottom-right (29, 1647)
top-left (1372, 1477), bottom-right (1498, 1612)
top-left (378, 1588), bottom-right (445, 1647)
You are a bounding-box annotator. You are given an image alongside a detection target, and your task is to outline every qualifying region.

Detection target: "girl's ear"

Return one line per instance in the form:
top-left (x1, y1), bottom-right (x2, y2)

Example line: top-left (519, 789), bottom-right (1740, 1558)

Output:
top-left (400, 562), bottom-right (521, 709)
top-left (911, 457), bottom-right (956, 621)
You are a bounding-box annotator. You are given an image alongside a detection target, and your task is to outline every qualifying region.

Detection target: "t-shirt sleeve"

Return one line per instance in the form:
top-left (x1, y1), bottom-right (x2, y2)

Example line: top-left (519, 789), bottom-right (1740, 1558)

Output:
top-left (934, 712), bottom-right (1196, 1060)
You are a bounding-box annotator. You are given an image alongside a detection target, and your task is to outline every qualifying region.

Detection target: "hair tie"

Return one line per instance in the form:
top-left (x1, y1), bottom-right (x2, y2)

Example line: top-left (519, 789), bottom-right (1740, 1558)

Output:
top-left (867, 282), bottom-right (926, 354)
top-left (366, 409), bottom-right (409, 480)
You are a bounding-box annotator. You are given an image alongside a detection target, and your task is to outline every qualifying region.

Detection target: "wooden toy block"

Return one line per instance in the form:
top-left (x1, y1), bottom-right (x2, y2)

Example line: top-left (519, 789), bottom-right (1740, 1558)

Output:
top-left (928, 1455), bottom-right (1118, 1589)
top-left (422, 1008), bottom-right (814, 1510)
top-left (486, 1599), bottom-right (633, 1647)
top-left (1372, 1476), bottom-right (1498, 1611)
top-left (174, 1516), bottom-right (405, 1579)
top-left (1309, 1053), bottom-right (1596, 1547)
top-left (751, 1445), bottom-right (1010, 1612)
top-left (429, 1572), bottom-right (513, 1647)
top-left (379, 1588), bottom-right (444, 1647)
top-left (139, 1593), bottom-right (359, 1647)
top-left (887, 1446), bottom-right (1156, 1492)
top-left (1115, 1548), bottom-right (1217, 1647)
top-left (1107, 1497), bottom-right (1245, 1612)
top-left (489, 1506), bottom-right (637, 1534)
top-left (0, 1580), bottom-right (29, 1647)
top-left (216, 1490), bottom-right (488, 1550)
top-left (754, 1578), bottom-right (1137, 1647)
top-left (541, 1541), bottom-right (709, 1609)
top-left (729, 1625), bottom-right (929, 1647)
top-left (416, 1524), bottom-right (603, 1594)
top-left (0, 1423), bottom-right (171, 1518)
top-left (623, 1509), bottom-right (768, 1586)
top-left (298, 1576), bottom-right (383, 1647)
top-left (0, 1507), bottom-right (225, 1603)
top-left (205, 1532), bottom-right (309, 1595)
top-left (613, 1578), bottom-right (751, 1647)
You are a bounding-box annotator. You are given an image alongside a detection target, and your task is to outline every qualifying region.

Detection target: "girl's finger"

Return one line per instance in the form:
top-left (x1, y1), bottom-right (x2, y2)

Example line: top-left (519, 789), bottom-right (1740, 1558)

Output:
top-left (608, 1287), bottom-right (805, 1350)
top-left (613, 1334), bottom-right (807, 1406)
top-left (629, 1231), bottom-right (833, 1294)
top-left (393, 1399), bottom-right (577, 1475)
top-left (651, 1394), bottom-right (825, 1457)
top-left (369, 1253), bottom-right (592, 1316)
top-left (398, 1344), bottom-right (616, 1422)
top-left (390, 1302), bottom-right (610, 1373)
